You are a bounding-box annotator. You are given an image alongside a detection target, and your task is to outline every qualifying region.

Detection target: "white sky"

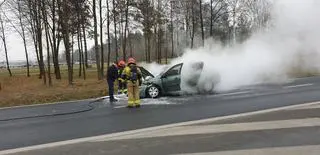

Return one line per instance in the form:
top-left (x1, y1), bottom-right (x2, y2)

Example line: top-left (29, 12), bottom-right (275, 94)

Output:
top-left (0, 0), bottom-right (97, 62)
top-left (0, 32), bottom-right (33, 61)
top-left (0, 31), bottom-right (95, 62)
top-left (0, 0), bottom-right (135, 62)
top-left (0, 0), bottom-right (211, 62)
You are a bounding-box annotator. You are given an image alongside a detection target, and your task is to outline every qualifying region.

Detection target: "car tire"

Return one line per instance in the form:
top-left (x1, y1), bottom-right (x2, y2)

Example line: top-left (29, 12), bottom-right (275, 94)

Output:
top-left (147, 85), bottom-right (160, 98)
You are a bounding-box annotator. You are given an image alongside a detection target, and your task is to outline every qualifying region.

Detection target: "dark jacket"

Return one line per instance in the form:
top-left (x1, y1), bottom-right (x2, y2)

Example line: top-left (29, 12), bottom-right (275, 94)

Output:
top-left (107, 64), bottom-right (118, 81)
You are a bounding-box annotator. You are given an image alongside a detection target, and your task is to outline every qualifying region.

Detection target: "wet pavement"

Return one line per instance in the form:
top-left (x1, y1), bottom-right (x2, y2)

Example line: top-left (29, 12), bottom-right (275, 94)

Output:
top-left (1, 76), bottom-right (320, 153)
top-left (3, 102), bottom-right (320, 155)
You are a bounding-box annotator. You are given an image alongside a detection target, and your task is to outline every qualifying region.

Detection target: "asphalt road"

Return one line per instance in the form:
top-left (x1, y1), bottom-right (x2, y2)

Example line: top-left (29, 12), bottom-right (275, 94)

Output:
top-left (1, 76), bottom-right (320, 151)
top-left (8, 101), bottom-right (319, 155)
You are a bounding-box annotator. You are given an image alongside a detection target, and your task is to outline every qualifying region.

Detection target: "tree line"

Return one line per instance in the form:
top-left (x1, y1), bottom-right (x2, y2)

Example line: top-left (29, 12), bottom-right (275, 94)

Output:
top-left (0, 0), bottom-right (272, 85)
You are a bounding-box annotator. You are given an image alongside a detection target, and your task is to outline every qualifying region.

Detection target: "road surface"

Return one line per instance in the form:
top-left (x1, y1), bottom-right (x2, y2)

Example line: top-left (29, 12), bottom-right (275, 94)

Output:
top-left (0, 76), bottom-right (320, 154)
top-left (4, 101), bottom-right (319, 155)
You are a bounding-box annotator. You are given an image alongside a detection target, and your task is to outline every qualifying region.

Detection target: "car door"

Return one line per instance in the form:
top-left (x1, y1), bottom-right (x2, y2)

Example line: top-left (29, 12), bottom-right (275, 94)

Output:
top-left (161, 63), bottom-right (183, 93)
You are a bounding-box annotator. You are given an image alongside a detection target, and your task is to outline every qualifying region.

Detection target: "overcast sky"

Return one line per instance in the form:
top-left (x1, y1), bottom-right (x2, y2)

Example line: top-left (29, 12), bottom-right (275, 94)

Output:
top-left (0, 0), bottom-right (97, 62)
top-left (0, 0), bottom-right (208, 62)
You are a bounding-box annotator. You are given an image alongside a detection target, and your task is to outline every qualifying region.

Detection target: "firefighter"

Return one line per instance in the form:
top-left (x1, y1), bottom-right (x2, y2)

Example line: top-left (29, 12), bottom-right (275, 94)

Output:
top-left (122, 58), bottom-right (142, 108)
top-left (117, 60), bottom-right (127, 94)
top-left (107, 61), bottom-right (118, 102)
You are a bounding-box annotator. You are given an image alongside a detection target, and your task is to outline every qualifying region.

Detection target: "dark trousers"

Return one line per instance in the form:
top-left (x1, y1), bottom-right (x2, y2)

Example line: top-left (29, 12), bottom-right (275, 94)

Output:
top-left (107, 79), bottom-right (115, 101)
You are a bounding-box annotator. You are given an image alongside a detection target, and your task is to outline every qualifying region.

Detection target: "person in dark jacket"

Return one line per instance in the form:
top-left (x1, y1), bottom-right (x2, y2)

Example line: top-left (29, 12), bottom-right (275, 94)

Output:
top-left (107, 61), bottom-right (119, 102)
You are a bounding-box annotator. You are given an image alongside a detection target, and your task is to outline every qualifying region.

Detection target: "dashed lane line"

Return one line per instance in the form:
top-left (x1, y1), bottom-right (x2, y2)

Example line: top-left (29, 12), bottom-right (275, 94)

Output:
top-left (283, 83), bottom-right (314, 89)
top-left (212, 91), bottom-right (251, 97)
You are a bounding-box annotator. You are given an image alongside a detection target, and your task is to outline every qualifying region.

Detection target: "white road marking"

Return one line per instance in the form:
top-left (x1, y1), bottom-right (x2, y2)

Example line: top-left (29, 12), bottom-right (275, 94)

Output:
top-left (172, 145), bottom-right (320, 155)
top-left (114, 105), bottom-right (127, 109)
top-left (213, 91), bottom-right (250, 97)
top-left (95, 118), bottom-right (320, 141)
top-left (289, 102), bottom-right (320, 110)
top-left (283, 83), bottom-right (313, 89)
top-left (1, 101), bottom-right (320, 155)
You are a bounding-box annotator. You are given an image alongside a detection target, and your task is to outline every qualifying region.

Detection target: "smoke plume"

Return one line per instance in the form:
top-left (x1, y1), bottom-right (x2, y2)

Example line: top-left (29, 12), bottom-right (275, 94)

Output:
top-left (144, 0), bottom-right (320, 93)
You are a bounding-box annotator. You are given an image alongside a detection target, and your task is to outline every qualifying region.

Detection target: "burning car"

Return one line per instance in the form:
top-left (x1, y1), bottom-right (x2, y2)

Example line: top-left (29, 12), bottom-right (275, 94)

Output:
top-left (139, 62), bottom-right (219, 98)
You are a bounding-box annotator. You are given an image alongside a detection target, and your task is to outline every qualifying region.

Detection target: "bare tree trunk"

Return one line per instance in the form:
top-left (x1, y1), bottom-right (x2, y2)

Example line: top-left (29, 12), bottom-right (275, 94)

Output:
top-left (46, 34), bottom-right (52, 87)
top-left (71, 35), bottom-right (74, 73)
top-left (64, 30), bottom-right (73, 85)
top-left (79, 28), bottom-right (86, 80)
top-left (106, 0), bottom-right (111, 68)
top-left (59, 0), bottom-right (73, 85)
top-left (129, 32), bottom-right (133, 57)
top-left (112, 0), bottom-right (118, 61)
top-left (0, 14), bottom-right (12, 77)
top-left (210, 0), bottom-right (213, 37)
top-left (57, 36), bottom-right (62, 61)
top-left (99, 0), bottom-right (104, 78)
top-left (27, 0), bottom-right (42, 78)
top-left (45, 26), bottom-right (52, 86)
top-left (176, 29), bottom-right (179, 47)
top-left (119, 14), bottom-right (123, 60)
top-left (144, 34), bottom-right (148, 61)
top-left (157, 0), bottom-right (162, 63)
top-left (232, 1), bottom-right (237, 45)
top-left (43, 0), bottom-right (52, 86)
top-left (82, 19), bottom-right (88, 68)
top-left (93, 0), bottom-right (102, 80)
top-left (154, 25), bottom-right (157, 62)
top-left (170, 1), bottom-right (174, 58)
top-left (165, 28), bottom-right (168, 64)
top-left (191, 1), bottom-right (195, 49)
top-left (199, 0), bottom-right (204, 46)
top-left (81, 49), bottom-right (86, 80)
top-left (22, 29), bottom-right (30, 77)
top-left (76, 1), bottom-right (82, 78)
top-left (185, 4), bottom-right (189, 48)
top-left (147, 34), bottom-right (151, 62)
top-left (158, 29), bottom-right (162, 63)
top-left (17, 1), bottom-right (30, 77)
top-left (52, 0), bottom-right (61, 79)
top-left (123, 0), bottom-right (129, 61)
top-left (32, 31), bottom-right (41, 79)
top-left (62, 32), bottom-right (73, 85)
top-left (78, 32), bottom-right (82, 77)
top-left (37, 0), bottom-right (46, 84)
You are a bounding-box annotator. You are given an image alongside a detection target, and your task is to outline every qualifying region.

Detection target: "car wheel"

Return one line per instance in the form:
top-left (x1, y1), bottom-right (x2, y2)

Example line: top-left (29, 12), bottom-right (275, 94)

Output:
top-left (147, 85), bottom-right (160, 98)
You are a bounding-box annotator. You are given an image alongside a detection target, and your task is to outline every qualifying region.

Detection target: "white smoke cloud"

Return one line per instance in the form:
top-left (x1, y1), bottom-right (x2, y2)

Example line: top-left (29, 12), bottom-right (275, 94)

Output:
top-left (139, 62), bottom-right (168, 76)
top-left (142, 0), bottom-right (320, 93)
top-left (179, 0), bottom-right (320, 92)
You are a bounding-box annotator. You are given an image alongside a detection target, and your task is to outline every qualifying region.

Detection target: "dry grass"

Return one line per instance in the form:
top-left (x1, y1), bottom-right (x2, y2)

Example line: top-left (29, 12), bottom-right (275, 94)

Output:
top-left (0, 67), bottom-right (108, 108)
top-left (287, 66), bottom-right (320, 78)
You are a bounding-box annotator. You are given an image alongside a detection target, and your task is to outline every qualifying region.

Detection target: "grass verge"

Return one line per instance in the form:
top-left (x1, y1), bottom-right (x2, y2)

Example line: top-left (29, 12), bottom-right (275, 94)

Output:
top-left (0, 67), bottom-right (108, 108)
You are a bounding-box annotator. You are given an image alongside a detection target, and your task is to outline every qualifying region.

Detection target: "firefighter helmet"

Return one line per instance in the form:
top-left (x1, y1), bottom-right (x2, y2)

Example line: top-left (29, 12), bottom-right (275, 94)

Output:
top-left (118, 60), bottom-right (126, 67)
top-left (128, 57), bottom-right (136, 64)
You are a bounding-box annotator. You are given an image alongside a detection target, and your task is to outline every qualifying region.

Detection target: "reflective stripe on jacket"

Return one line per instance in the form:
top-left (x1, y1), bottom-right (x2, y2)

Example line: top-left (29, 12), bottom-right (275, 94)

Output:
top-left (122, 65), bottom-right (142, 82)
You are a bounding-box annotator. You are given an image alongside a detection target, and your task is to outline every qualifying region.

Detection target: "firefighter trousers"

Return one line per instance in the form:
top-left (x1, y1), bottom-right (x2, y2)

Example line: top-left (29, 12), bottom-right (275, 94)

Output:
top-left (127, 81), bottom-right (140, 107)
